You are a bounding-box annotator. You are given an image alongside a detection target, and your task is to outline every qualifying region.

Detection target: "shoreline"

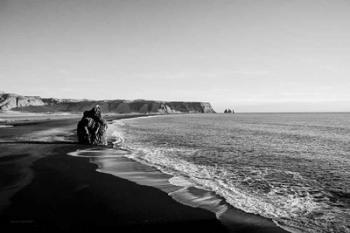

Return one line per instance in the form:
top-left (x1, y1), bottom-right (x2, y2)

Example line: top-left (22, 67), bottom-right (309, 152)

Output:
top-left (0, 113), bottom-right (288, 232)
top-left (77, 147), bottom-right (290, 233)
top-left (0, 113), bottom-right (226, 233)
top-left (77, 114), bottom-right (289, 233)
top-left (1, 143), bottom-right (227, 233)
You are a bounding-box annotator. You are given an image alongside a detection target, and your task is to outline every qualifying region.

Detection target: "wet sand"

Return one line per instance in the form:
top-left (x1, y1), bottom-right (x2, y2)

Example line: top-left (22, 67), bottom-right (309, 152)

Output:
top-left (0, 114), bottom-right (288, 233)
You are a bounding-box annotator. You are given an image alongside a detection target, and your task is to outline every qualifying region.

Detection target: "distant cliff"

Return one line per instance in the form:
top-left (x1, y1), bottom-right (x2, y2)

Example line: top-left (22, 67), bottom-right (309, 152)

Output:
top-left (0, 93), bottom-right (45, 110)
top-left (0, 92), bottom-right (216, 114)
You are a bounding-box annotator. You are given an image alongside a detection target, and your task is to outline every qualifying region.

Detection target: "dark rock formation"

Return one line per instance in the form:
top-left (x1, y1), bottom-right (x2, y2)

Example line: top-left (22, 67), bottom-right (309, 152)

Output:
top-left (77, 105), bottom-right (108, 145)
top-left (224, 108), bottom-right (235, 114)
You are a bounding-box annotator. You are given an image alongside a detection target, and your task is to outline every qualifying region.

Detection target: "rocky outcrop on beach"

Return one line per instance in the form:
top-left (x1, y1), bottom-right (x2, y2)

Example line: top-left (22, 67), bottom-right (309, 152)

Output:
top-left (0, 92), bottom-right (216, 114)
top-left (77, 105), bottom-right (108, 145)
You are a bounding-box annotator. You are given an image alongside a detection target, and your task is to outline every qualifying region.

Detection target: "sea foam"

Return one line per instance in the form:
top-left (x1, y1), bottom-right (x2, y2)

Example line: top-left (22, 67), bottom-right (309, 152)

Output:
top-left (110, 115), bottom-right (350, 233)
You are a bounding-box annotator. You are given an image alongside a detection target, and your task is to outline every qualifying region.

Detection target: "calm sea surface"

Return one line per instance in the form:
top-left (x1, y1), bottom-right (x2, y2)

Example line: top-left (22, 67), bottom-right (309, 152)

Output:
top-left (112, 113), bottom-right (350, 233)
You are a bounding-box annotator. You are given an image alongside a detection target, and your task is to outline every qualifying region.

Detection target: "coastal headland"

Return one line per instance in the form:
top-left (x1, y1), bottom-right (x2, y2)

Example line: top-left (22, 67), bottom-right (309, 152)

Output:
top-left (0, 92), bottom-right (215, 114)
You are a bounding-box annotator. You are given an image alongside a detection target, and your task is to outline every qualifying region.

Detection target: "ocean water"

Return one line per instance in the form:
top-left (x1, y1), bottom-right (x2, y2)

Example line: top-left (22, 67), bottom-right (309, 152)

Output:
top-left (110, 113), bottom-right (350, 233)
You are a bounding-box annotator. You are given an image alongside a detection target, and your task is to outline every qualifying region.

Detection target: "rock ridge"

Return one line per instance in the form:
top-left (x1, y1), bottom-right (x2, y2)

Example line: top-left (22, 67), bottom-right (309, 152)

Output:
top-left (0, 92), bottom-right (216, 114)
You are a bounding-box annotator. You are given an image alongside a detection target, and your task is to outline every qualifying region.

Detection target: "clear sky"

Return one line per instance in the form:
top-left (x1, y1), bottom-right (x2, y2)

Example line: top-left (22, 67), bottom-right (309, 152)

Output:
top-left (1, 0), bottom-right (350, 112)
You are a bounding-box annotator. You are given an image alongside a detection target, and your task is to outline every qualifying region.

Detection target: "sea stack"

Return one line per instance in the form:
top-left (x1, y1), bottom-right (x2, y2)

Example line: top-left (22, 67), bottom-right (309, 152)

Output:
top-left (77, 105), bottom-right (108, 145)
top-left (224, 108), bottom-right (235, 114)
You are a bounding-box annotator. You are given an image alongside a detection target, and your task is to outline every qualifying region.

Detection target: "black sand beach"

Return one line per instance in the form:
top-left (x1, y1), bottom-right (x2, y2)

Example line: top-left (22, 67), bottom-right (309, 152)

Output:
top-left (0, 114), bottom-right (288, 233)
